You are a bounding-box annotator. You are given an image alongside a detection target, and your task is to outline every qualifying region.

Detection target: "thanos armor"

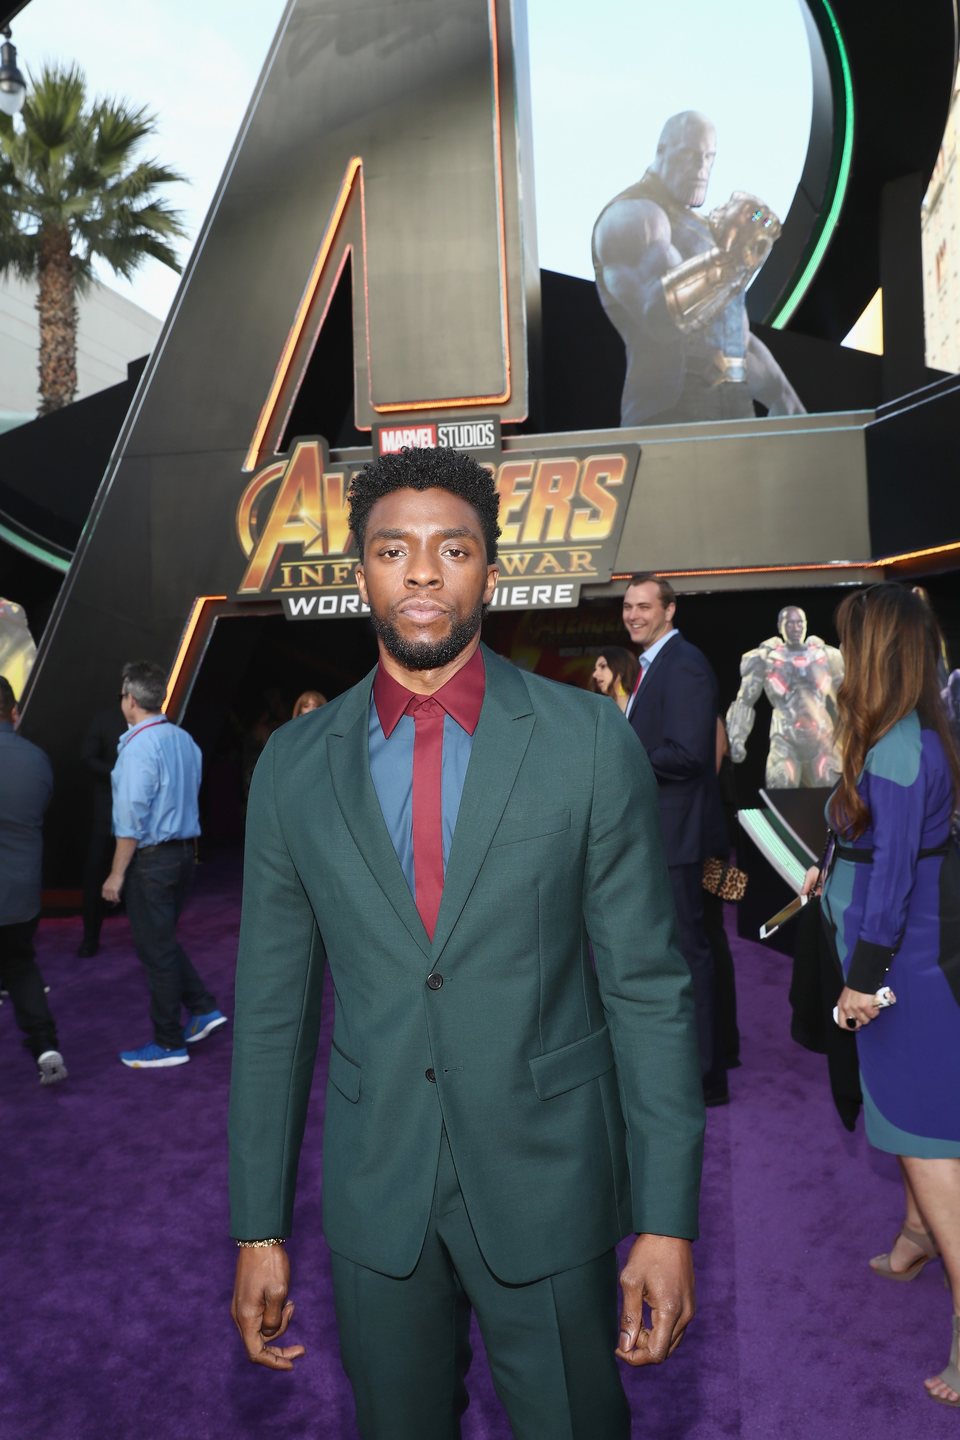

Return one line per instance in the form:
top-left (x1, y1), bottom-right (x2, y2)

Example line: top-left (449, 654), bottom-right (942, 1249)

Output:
top-left (592, 110), bottom-right (803, 428)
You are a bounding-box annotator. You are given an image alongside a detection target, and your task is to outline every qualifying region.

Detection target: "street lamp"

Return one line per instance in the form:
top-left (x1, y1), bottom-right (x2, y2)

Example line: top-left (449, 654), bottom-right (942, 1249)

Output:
top-left (0, 27), bottom-right (26, 117)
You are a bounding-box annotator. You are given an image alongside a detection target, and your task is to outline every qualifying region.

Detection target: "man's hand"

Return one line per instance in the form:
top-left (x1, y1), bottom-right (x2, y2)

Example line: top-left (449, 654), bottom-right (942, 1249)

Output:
top-left (101, 872), bottom-right (125, 905)
top-left (231, 1245), bottom-right (305, 1370)
top-left (102, 838), bottom-right (137, 904)
top-left (616, 1234), bottom-right (695, 1367)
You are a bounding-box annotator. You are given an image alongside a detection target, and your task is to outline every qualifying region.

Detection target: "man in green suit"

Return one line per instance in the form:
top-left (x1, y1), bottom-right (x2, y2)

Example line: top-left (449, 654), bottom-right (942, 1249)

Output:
top-left (229, 446), bottom-right (704, 1438)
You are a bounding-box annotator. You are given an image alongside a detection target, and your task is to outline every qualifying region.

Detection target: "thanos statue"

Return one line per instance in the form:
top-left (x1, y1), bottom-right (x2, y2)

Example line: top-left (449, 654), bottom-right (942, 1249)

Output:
top-left (591, 110), bottom-right (805, 427)
top-left (726, 606), bottom-right (843, 789)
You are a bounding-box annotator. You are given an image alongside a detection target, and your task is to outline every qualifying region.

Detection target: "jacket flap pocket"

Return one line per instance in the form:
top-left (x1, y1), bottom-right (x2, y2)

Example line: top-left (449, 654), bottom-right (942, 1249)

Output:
top-left (529, 1026), bottom-right (615, 1100)
top-left (492, 808), bottom-right (570, 848)
top-left (328, 1042), bottom-right (361, 1102)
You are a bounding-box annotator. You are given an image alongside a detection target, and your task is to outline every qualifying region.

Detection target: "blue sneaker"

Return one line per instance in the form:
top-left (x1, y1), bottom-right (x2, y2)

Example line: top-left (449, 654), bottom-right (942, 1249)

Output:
top-left (183, 1009), bottom-right (228, 1044)
top-left (120, 1042), bottom-right (190, 1069)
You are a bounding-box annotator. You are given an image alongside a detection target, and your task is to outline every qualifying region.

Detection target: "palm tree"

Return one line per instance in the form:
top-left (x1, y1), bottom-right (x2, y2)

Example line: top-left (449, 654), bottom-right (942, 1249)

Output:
top-left (0, 63), bottom-right (187, 414)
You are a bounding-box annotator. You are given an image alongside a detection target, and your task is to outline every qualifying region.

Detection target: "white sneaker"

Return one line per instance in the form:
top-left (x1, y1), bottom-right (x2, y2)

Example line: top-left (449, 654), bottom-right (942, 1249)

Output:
top-left (37, 1050), bottom-right (68, 1085)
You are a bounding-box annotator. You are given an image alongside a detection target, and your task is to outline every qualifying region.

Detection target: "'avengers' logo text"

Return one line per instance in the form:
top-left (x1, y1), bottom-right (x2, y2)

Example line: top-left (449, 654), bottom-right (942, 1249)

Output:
top-left (235, 438), bottom-right (638, 612)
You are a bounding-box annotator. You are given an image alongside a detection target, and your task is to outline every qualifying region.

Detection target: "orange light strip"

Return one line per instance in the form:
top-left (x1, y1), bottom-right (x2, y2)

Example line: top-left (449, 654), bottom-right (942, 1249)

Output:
top-left (244, 159), bottom-right (364, 473)
top-left (163, 596), bottom-right (227, 712)
top-left (611, 537), bottom-right (960, 583)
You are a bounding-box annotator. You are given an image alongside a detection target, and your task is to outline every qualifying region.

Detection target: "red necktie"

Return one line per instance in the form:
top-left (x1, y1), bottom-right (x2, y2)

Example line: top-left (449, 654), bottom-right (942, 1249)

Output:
top-left (409, 696), bottom-right (445, 940)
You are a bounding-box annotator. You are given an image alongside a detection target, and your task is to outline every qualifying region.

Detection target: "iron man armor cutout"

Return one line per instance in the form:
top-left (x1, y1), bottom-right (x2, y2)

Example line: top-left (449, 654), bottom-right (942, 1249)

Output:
top-left (726, 605), bottom-right (843, 789)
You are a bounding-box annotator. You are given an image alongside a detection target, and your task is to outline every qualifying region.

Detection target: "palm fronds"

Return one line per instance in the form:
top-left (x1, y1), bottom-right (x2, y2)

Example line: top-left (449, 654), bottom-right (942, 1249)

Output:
top-left (0, 62), bottom-right (187, 410)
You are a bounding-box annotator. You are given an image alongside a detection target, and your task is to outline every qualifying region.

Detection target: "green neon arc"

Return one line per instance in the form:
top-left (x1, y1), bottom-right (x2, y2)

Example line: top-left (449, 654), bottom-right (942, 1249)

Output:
top-left (0, 517), bottom-right (71, 573)
top-left (770, 0), bottom-right (855, 329)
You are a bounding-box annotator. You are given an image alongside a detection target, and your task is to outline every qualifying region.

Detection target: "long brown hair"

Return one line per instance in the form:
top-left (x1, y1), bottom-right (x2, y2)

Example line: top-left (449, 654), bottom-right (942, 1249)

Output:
top-left (590, 646), bottom-right (639, 697)
top-left (830, 584), bottom-right (960, 837)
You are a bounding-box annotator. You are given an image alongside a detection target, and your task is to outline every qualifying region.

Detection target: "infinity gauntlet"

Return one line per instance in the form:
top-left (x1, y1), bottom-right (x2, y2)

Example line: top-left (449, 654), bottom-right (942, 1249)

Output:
top-left (708, 192), bottom-right (781, 270)
top-left (661, 192), bottom-right (782, 334)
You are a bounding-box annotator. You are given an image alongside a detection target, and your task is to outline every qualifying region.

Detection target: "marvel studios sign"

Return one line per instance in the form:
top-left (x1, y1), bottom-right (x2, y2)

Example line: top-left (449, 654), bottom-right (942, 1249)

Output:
top-left (374, 416), bottom-right (500, 457)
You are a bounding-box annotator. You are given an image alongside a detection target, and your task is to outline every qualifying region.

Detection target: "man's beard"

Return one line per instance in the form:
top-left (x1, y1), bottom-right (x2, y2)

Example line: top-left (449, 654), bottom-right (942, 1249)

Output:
top-left (371, 599), bottom-right (484, 671)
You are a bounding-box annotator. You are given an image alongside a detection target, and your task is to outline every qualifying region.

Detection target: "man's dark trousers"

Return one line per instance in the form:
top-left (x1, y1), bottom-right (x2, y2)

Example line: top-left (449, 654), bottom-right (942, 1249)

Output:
top-left (668, 865), bottom-right (716, 1076)
top-left (0, 916), bottom-right (59, 1058)
top-left (124, 842), bottom-right (215, 1048)
top-left (626, 631), bottom-right (725, 1081)
top-left (81, 830), bottom-right (116, 947)
top-left (79, 702), bottom-right (126, 949)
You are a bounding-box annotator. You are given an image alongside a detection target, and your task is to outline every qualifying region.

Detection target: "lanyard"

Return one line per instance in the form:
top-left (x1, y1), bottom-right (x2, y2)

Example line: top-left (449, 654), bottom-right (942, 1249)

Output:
top-left (123, 718), bottom-right (169, 748)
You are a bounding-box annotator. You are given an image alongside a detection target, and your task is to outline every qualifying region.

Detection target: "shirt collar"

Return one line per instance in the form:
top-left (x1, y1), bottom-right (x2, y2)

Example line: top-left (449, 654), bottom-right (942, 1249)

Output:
top-left (374, 646), bottom-right (486, 738)
top-left (640, 627), bottom-right (678, 668)
top-left (118, 712), bottom-right (168, 748)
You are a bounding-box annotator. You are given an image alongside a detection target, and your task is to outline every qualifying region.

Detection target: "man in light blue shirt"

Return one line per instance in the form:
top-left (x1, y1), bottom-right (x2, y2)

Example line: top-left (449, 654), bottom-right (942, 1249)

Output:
top-left (103, 661), bottom-right (226, 1069)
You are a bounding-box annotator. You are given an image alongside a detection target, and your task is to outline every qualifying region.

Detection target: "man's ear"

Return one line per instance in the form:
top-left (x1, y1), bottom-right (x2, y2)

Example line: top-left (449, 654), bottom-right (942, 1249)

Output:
top-left (355, 563), bottom-right (368, 606)
top-left (11, 704), bottom-right (20, 728)
top-left (483, 564), bottom-right (499, 604)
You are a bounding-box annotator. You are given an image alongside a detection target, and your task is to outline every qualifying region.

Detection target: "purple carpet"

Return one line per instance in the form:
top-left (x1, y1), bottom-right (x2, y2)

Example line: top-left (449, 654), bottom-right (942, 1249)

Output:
top-left (2, 852), bottom-right (957, 1439)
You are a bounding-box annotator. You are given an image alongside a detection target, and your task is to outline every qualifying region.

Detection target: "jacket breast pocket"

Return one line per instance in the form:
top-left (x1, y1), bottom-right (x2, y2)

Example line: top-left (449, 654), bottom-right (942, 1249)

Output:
top-left (328, 1041), bottom-right (361, 1102)
top-left (491, 808), bottom-right (570, 849)
top-left (528, 1025), bottom-right (615, 1100)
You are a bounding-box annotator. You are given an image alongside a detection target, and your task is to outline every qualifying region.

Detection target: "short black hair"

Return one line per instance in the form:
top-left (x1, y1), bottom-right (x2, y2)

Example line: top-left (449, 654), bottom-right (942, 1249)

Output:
top-left (348, 447), bottom-right (501, 561)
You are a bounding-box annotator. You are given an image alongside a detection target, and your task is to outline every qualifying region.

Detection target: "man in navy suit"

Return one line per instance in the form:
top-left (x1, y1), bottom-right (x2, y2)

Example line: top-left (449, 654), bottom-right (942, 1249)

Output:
top-left (623, 573), bottom-right (728, 1104)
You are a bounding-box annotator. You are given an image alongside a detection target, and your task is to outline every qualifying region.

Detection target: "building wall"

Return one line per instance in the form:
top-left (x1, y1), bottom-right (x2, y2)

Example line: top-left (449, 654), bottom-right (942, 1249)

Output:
top-left (0, 273), bottom-right (161, 430)
top-left (922, 75), bottom-right (960, 373)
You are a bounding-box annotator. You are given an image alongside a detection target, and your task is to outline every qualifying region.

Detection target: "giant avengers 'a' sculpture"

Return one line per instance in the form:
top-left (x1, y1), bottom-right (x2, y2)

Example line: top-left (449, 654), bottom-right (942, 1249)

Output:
top-left (726, 606), bottom-right (843, 789)
top-left (591, 110), bottom-right (805, 428)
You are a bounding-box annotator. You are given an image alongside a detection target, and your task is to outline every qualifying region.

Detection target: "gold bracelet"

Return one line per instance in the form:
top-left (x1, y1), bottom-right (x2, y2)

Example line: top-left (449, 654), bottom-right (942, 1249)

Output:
top-left (236, 1237), bottom-right (285, 1248)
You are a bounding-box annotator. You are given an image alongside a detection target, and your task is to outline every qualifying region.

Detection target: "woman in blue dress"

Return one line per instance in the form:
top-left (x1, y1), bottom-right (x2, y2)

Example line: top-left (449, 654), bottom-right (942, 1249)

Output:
top-left (813, 585), bottom-right (960, 1408)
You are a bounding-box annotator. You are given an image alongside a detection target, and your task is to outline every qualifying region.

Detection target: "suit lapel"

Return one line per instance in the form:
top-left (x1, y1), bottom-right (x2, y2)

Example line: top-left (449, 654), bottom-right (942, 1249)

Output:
top-left (326, 670), bottom-right (432, 961)
top-left (633, 633), bottom-right (676, 715)
top-left (430, 646), bottom-right (535, 962)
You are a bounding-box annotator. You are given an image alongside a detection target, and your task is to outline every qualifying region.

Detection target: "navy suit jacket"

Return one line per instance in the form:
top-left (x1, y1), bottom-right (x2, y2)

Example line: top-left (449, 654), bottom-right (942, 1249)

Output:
top-left (0, 721), bottom-right (53, 924)
top-left (628, 633), bottom-right (725, 867)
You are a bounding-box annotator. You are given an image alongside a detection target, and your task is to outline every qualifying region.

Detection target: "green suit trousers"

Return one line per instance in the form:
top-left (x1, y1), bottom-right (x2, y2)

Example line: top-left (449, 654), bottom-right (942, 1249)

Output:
top-left (330, 1130), bottom-right (630, 1440)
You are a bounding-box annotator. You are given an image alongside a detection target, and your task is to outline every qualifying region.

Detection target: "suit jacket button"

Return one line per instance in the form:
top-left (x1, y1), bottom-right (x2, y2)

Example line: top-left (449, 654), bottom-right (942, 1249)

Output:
top-left (425, 1068), bottom-right (436, 1082)
top-left (426, 972), bottom-right (443, 990)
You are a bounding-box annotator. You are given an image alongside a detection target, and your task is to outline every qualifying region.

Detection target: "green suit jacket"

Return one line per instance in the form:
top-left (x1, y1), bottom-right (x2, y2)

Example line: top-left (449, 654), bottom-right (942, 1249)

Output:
top-left (228, 645), bottom-right (704, 1283)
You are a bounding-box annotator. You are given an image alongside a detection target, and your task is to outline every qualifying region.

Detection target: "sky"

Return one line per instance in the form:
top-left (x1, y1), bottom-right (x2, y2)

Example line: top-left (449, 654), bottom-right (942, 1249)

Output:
top-left (8, 0), bottom-right (813, 322)
top-left (526, 0), bottom-right (811, 282)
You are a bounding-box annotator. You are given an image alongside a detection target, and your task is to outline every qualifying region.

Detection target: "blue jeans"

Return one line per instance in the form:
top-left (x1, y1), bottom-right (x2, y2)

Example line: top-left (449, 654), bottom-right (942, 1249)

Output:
top-left (124, 842), bottom-right (216, 1048)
